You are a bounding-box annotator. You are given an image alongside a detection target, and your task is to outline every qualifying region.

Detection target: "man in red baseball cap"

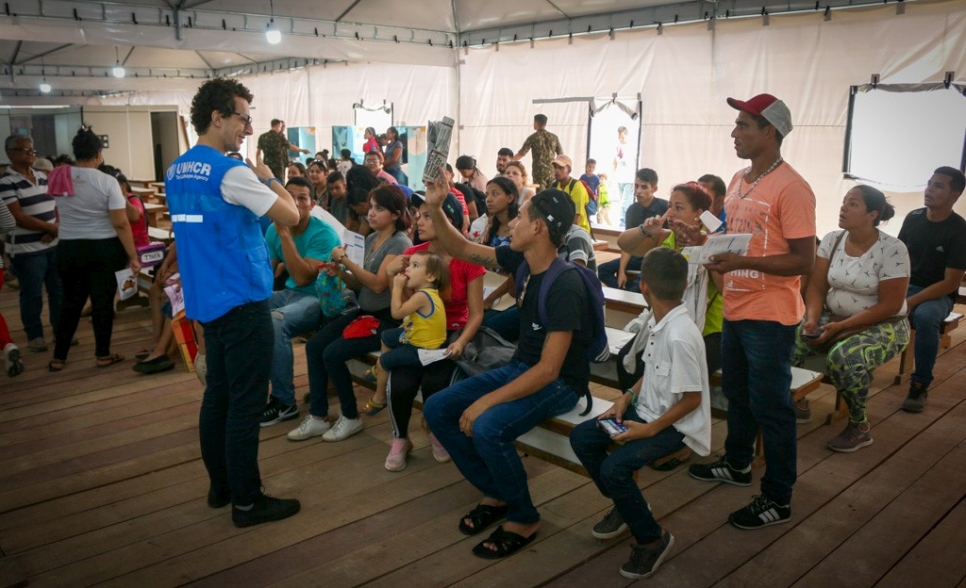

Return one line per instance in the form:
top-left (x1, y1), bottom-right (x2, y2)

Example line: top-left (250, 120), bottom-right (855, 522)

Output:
top-left (688, 93), bottom-right (816, 530)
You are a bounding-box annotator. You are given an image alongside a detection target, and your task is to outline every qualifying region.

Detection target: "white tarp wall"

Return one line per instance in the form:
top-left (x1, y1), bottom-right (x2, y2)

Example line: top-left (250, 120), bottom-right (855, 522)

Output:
top-left (94, 0), bottom-right (964, 234)
top-left (459, 0), bottom-right (966, 235)
top-left (95, 61), bottom-right (458, 165)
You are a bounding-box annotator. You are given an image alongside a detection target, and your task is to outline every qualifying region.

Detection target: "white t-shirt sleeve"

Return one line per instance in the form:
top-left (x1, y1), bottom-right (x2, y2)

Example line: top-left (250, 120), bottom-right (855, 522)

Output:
top-left (105, 175), bottom-right (127, 210)
top-left (817, 230), bottom-right (841, 260)
top-left (878, 235), bottom-right (911, 281)
top-left (221, 165), bottom-right (278, 217)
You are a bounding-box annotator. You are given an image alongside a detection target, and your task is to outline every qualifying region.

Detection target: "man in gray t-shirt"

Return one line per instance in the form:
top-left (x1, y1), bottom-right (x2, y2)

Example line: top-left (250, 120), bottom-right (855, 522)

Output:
top-left (559, 224), bottom-right (597, 271)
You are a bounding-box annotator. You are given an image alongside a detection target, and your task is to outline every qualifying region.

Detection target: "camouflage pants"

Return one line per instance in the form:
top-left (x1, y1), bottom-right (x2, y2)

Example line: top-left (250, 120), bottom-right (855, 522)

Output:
top-left (792, 318), bottom-right (910, 425)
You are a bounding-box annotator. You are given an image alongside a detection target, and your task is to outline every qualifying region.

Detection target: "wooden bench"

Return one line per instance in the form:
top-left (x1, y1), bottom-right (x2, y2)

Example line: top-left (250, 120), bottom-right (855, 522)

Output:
top-left (603, 286), bottom-right (647, 329)
top-left (339, 330), bottom-right (691, 476)
top-left (148, 226), bottom-right (174, 244)
top-left (143, 203), bottom-right (167, 227)
top-left (894, 311), bottom-right (962, 385)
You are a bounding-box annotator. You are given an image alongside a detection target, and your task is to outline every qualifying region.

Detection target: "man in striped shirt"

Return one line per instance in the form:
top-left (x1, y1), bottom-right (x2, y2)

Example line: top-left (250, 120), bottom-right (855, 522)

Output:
top-left (0, 135), bottom-right (61, 352)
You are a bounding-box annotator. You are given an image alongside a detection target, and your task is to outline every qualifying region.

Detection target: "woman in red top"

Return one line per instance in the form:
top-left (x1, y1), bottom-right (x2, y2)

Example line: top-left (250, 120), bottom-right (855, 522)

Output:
top-left (363, 127), bottom-right (381, 154)
top-left (377, 190), bottom-right (485, 471)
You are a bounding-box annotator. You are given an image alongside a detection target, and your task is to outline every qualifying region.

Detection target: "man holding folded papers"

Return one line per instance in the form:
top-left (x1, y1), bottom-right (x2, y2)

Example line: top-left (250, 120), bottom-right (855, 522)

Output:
top-left (688, 94), bottom-right (816, 530)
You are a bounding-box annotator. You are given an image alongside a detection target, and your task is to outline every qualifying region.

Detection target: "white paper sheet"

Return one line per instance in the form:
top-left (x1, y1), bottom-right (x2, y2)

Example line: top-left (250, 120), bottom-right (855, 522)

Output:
top-left (688, 233), bottom-right (753, 265)
top-left (342, 229), bottom-right (366, 267)
top-left (417, 348), bottom-right (451, 366)
top-left (115, 268), bottom-right (137, 301)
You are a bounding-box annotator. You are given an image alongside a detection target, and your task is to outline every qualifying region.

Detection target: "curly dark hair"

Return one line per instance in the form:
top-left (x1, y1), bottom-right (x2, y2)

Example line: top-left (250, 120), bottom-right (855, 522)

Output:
top-left (72, 126), bottom-right (103, 160)
top-left (484, 177), bottom-right (519, 246)
top-left (190, 78), bottom-right (254, 135)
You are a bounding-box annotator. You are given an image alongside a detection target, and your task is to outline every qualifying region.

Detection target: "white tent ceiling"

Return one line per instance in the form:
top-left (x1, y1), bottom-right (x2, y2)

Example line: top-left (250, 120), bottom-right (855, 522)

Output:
top-left (0, 0), bottom-right (897, 99)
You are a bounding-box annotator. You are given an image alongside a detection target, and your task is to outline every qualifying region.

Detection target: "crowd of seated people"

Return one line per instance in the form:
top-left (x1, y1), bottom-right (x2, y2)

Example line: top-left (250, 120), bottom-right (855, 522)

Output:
top-left (3, 88), bottom-right (964, 582)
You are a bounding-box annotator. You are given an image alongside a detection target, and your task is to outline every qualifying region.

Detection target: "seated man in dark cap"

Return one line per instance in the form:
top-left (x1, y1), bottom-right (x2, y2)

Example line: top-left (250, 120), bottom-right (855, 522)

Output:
top-left (420, 173), bottom-right (594, 560)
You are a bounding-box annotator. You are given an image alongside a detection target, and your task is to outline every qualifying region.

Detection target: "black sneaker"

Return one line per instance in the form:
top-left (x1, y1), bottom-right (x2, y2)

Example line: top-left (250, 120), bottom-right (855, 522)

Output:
top-left (207, 487), bottom-right (231, 508)
top-left (232, 493), bottom-right (301, 528)
top-left (729, 494), bottom-right (790, 529)
top-left (901, 384), bottom-right (928, 413)
top-left (689, 458), bottom-right (752, 486)
top-left (620, 531), bottom-right (675, 579)
top-left (260, 397), bottom-right (299, 427)
top-left (592, 507), bottom-right (628, 539)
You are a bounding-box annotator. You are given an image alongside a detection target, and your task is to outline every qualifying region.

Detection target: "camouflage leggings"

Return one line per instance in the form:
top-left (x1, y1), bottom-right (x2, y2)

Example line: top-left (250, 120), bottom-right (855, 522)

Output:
top-left (792, 318), bottom-right (910, 425)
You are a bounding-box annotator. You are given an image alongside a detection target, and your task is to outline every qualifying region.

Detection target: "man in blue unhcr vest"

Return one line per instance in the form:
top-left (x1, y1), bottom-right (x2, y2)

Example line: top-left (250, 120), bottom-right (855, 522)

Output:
top-left (166, 78), bottom-right (301, 528)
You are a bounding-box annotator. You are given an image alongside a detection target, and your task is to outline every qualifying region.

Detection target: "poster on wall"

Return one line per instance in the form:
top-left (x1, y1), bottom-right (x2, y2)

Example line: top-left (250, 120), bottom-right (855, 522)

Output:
top-left (332, 125), bottom-right (426, 191)
top-left (587, 98), bottom-right (642, 228)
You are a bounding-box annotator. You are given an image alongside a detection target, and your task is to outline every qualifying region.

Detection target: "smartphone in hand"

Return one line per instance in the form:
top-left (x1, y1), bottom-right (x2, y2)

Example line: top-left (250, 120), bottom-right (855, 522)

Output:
top-left (598, 418), bottom-right (628, 437)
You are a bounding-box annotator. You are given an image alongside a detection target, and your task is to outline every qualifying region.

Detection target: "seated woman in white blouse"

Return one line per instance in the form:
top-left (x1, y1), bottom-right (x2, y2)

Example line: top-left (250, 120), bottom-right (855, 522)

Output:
top-left (794, 186), bottom-right (910, 453)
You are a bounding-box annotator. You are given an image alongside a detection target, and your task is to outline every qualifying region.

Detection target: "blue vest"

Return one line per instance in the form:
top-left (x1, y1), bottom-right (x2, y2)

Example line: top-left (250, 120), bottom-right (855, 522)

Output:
top-left (165, 145), bottom-right (273, 322)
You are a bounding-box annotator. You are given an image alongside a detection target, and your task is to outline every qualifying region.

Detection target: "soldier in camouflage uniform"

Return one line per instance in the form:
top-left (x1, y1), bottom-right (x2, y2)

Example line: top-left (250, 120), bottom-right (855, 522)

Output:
top-left (514, 114), bottom-right (562, 192)
top-left (256, 119), bottom-right (308, 181)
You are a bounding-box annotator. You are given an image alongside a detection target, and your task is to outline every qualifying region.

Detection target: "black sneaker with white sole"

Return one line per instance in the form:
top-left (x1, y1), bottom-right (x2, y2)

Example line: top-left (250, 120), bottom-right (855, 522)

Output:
top-left (232, 493), bottom-right (300, 528)
top-left (620, 531), bottom-right (675, 579)
top-left (260, 397), bottom-right (299, 427)
top-left (592, 507), bottom-right (628, 539)
top-left (729, 494), bottom-right (791, 529)
top-left (688, 458), bottom-right (752, 486)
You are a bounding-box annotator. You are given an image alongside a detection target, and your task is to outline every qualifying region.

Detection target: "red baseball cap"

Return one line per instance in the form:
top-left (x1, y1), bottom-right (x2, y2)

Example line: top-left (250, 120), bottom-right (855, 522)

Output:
top-left (727, 93), bottom-right (793, 137)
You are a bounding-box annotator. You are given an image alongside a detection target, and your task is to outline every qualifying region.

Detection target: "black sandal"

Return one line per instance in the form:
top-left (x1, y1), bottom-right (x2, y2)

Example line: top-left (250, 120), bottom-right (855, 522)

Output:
top-left (458, 503), bottom-right (508, 536)
top-left (472, 525), bottom-right (538, 559)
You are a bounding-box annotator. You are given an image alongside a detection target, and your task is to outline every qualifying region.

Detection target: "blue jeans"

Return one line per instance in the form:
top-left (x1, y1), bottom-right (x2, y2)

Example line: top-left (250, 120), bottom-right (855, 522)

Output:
top-left (199, 299), bottom-right (273, 507)
top-left (423, 361), bottom-right (578, 524)
top-left (570, 407), bottom-right (685, 543)
top-left (11, 249), bottom-right (62, 340)
top-left (386, 167), bottom-right (408, 187)
top-left (907, 284), bottom-right (955, 388)
top-left (721, 319), bottom-right (797, 505)
top-left (306, 308), bottom-right (397, 420)
top-left (481, 306), bottom-right (520, 343)
top-left (597, 257), bottom-right (642, 292)
top-left (269, 290), bottom-right (323, 407)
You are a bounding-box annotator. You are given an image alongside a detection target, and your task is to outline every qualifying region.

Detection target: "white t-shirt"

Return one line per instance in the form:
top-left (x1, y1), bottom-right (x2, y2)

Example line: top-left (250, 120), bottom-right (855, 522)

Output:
top-left (633, 305), bottom-right (711, 456)
top-left (56, 167), bottom-right (127, 240)
top-left (221, 166), bottom-right (277, 217)
top-left (821, 229), bottom-right (910, 318)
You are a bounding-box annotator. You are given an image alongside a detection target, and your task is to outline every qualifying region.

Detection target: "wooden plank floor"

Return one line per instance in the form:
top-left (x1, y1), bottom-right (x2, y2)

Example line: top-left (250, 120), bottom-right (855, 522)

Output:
top-left (1, 282), bottom-right (965, 587)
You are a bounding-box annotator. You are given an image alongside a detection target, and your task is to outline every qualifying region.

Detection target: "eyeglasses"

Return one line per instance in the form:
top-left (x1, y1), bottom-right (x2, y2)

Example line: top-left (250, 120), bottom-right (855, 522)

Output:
top-left (9, 147), bottom-right (37, 155)
top-left (227, 112), bottom-right (253, 127)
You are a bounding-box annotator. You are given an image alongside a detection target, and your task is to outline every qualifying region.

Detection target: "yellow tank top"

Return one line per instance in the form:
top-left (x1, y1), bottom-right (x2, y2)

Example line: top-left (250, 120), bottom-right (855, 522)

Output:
top-left (402, 287), bottom-right (447, 348)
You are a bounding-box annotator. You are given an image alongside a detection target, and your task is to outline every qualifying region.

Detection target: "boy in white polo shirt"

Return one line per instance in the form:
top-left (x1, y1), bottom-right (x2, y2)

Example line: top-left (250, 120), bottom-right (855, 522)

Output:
top-left (570, 247), bottom-right (710, 580)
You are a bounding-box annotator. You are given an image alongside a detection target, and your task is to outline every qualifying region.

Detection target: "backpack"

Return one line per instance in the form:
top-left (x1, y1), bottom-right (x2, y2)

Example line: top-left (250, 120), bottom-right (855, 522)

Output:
top-left (514, 256), bottom-right (609, 415)
top-left (455, 326), bottom-right (518, 378)
top-left (566, 179), bottom-right (598, 220)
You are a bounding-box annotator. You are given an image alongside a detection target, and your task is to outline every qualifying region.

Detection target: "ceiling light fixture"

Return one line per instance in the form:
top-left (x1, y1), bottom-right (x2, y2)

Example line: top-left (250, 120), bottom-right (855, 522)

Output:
top-left (266, 0), bottom-right (281, 44)
top-left (113, 46), bottom-right (126, 78)
top-left (39, 57), bottom-right (51, 93)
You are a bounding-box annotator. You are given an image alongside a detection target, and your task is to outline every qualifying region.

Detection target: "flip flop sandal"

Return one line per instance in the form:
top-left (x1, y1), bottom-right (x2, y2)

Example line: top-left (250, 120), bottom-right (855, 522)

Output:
top-left (96, 353), bottom-right (125, 368)
top-left (48, 359), bottom-right (66, 372)
top-left (472, 525), bottom-right (538, 559)
top-left (362, 395), bottom-right (386, 416)
top-left (458, 503), bottom-right (509, 536)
